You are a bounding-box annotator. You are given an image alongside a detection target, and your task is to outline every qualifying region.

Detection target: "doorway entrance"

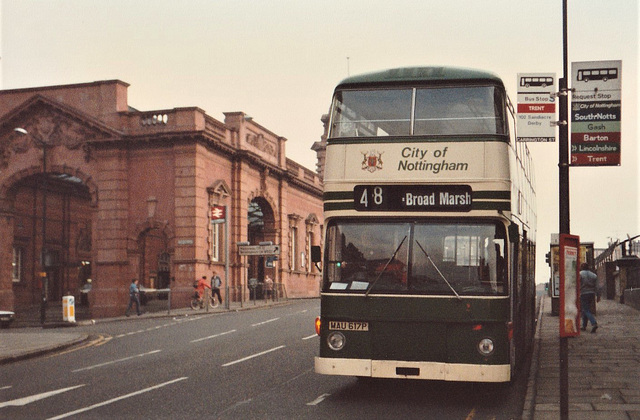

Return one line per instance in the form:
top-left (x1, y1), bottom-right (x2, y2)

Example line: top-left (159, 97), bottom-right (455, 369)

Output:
top-left (247, 198), bottom-right (275, 299)
top-left (10, 172), bottom-right (93, 308)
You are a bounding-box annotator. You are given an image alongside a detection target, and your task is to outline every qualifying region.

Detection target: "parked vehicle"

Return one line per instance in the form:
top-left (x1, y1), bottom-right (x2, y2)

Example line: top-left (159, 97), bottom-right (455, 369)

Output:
top-left (0, 310), bottom-right (15, 328)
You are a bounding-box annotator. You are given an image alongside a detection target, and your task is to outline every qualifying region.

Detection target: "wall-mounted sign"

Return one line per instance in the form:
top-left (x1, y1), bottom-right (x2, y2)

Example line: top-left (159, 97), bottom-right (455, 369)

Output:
top-left (211, 205), bottom-right (226, 224)
top-left (265, 256), bottom-right (278, 268)
top-left (571, 60), bottom-right (621, 166)
top-left (238, 244), bottom-right (280, 256)
top-left (516, 73), bottom-right (557, 142)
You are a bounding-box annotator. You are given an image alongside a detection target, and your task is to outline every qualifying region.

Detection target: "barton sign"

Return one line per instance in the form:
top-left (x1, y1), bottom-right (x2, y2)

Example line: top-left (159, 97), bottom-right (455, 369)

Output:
top-left (571, 60), bottom-right (621, 166)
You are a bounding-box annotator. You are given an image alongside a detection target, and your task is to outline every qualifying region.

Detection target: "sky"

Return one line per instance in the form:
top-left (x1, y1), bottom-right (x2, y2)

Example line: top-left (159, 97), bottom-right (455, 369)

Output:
top-left (1, 0), bottom-right (638, 283)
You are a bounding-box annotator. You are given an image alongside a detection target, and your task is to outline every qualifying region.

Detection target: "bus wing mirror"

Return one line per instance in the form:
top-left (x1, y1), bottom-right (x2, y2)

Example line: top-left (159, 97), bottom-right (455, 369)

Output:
top-left (311, 246), bottom-right (322, 263)
top-left (508, 223), bottom-right (519, 243)
top-left (311, 246), bottom-right (322, 272)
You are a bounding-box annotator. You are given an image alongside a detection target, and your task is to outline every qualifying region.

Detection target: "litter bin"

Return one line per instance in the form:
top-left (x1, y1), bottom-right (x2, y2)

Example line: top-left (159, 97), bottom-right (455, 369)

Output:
top-left (62, 295), bottom-right (76, 322)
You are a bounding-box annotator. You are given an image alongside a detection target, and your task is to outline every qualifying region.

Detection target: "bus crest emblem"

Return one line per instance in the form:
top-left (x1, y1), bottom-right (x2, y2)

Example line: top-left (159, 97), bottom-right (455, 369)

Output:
top-left (361, 150), bottom-right (383, 173)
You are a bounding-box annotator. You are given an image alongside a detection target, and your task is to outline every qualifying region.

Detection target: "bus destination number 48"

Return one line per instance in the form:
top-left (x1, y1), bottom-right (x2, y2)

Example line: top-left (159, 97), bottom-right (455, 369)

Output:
top-left (354, 185), bottom-right (472, 212)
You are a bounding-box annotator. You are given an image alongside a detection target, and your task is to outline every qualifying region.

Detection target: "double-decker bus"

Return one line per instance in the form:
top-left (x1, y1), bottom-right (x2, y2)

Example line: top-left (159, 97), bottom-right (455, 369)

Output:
top-left (312, 67), bottom-right (536, 383)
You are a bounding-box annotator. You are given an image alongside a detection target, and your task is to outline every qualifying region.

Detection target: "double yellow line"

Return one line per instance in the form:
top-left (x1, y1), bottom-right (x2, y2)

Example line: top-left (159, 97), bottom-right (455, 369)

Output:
top-left (46, 334), bottom-right (111, 358)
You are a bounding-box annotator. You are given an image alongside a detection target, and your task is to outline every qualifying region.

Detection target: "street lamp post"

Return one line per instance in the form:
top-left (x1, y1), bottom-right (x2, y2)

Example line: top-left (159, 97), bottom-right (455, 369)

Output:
top-left (237, 241), bottom-right (250, 308)
top-left (14, 128), bottom-right (50, 324)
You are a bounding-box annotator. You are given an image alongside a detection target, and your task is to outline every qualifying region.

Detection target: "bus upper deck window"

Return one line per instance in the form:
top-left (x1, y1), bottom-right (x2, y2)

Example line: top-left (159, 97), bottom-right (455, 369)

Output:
top-left (330, 89), bottom-right (412, 138)
top-left (414, 86), bottom-right (505, 136)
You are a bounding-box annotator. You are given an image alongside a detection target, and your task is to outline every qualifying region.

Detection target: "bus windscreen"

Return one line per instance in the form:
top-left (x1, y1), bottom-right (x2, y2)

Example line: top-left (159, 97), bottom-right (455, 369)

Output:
top-left (324, 221), bottom-right (507, 296)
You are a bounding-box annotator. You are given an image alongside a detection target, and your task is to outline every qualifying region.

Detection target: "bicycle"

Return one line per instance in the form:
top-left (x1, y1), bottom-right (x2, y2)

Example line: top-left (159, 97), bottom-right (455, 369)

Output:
top-left (190, 292), bottom-right (219, 310)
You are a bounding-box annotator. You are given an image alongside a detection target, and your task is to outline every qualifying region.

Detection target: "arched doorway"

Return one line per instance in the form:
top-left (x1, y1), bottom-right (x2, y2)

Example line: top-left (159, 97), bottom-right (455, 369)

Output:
top-left (247, 197), bottom-right (276, 299)
top-left (9, 172), bottom-right (93, 307)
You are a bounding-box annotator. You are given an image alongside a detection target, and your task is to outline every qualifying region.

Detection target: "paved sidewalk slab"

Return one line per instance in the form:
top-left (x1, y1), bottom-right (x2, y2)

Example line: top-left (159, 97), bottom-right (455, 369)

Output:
top-left (526, 295), bottom-right (640, 419)
top-left (0, 332), bottom-right (88, 363)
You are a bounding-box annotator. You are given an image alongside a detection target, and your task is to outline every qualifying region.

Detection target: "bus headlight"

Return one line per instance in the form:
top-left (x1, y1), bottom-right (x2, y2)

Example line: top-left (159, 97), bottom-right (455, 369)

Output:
top-left (477, 338), bottom-right (495, 356)
top-left (327, 332), bottom-right (346, 351)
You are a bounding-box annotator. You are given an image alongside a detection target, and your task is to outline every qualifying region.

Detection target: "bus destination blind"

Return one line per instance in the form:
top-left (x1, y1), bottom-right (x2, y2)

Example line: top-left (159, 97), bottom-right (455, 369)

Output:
top-left (353, 185), bottom-right (472, 212)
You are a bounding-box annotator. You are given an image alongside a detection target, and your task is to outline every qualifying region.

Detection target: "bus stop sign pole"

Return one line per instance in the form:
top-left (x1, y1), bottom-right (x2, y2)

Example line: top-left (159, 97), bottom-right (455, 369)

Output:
top-left (559, 1), bottom-right (571, 419)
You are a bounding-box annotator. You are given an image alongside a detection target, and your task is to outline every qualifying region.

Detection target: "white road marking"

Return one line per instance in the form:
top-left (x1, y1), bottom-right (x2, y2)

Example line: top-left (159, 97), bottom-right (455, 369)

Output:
top-left (190, 329), bottom-right (236, 343)
top-left (302, 334), bottom-right (318, 340)
top-left (0, 386), bottom-right (11, 391)
top-left (222, 345), bottom-right (286, 367)
top-left (306, 393), bottom-right (331, 406)
top-left (251, 317), bottom-right (280, 327)
top-left (47, 377), bottom-right (187, 420)
top-left (0, 385), bottom-right (85, 408)
top-left (112, 315), bottom-right (208, 338)
top-left (71, 350), bottom-right (161, 373)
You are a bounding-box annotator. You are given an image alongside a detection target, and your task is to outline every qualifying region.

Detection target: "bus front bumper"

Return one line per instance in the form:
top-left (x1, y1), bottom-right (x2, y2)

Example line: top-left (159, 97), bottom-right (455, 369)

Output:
top-left (315, 356), bottom-right (510, 382)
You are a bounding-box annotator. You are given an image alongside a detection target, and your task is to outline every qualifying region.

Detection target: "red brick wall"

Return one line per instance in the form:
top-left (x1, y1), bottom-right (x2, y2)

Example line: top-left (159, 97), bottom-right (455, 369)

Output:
top-left (0, 80), bottom-right (323, 317)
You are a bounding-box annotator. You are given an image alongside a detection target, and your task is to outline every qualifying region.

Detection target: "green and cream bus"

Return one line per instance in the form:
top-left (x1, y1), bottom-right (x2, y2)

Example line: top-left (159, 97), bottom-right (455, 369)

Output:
top-left (312, 67), bottom-right (536, 382)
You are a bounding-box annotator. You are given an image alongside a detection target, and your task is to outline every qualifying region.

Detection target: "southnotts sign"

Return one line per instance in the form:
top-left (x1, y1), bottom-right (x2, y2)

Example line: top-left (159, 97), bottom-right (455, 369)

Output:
top-left (516, 73), bottom-right (556, 142)
top-left (571, 60), bottom-right (621, 166)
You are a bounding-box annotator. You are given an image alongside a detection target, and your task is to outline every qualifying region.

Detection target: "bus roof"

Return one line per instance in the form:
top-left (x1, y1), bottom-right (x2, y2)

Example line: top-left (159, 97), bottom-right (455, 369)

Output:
top-left (335, 67), bottom-right (504, 89)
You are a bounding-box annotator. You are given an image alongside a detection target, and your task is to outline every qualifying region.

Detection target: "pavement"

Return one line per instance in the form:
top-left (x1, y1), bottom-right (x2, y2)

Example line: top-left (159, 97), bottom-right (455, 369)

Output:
top-left (0, 297), bottom-right (289, 365)
top-left (523, 295), bottom-right (640, 419)
top-left (2, 295), bottom-right (639, 419)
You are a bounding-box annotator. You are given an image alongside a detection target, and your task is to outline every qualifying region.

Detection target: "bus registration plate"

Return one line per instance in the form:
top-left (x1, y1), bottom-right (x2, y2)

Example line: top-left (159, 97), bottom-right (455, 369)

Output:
top-left (329, 321), bottom-right (369, 331)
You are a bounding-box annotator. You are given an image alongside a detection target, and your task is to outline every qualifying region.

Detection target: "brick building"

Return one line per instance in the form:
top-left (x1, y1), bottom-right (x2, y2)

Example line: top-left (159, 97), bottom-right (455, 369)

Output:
top-left (0, 80), bottom-right (323, 317)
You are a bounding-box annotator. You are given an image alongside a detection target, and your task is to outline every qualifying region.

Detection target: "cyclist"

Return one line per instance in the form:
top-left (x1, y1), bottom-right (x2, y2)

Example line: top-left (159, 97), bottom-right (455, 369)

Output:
top-left (194, 275), bottom-right (211, 302)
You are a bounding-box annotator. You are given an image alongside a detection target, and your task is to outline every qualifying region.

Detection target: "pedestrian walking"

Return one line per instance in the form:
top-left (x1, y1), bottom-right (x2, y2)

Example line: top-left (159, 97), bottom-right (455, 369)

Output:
top-left (125, 279), bottom-right (142, 317)
top-left (580, 263), bottom-right (599, 333)
top-left (264, 275), bottom-right (274, 301)
top-left (211, 270), bottom-right (223, 305)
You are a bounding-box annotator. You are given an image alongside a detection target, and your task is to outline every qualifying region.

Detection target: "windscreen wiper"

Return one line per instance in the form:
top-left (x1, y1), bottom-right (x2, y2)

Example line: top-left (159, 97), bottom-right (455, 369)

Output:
top-left (415, 240), bottom-right (461, 300)
top-left (365, 236), bottom-right (407, 297)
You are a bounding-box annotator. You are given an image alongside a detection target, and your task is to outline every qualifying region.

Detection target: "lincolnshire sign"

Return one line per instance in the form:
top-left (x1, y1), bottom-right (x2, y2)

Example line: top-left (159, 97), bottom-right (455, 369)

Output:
top-left (516, 73), bottom-right (556, 142)
top-left (571, 60), bottom-right (621, 166)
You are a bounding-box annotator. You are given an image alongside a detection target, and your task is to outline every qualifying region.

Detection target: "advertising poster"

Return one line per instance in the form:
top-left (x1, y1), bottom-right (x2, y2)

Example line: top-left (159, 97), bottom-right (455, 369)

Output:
top-left (559, 234), bottom-right (580, 337)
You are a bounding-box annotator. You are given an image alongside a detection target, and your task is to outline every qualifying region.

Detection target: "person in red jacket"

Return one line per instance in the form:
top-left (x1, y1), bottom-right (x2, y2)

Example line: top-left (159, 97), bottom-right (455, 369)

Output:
top-left (195, 275), bottom-right (211, 300)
